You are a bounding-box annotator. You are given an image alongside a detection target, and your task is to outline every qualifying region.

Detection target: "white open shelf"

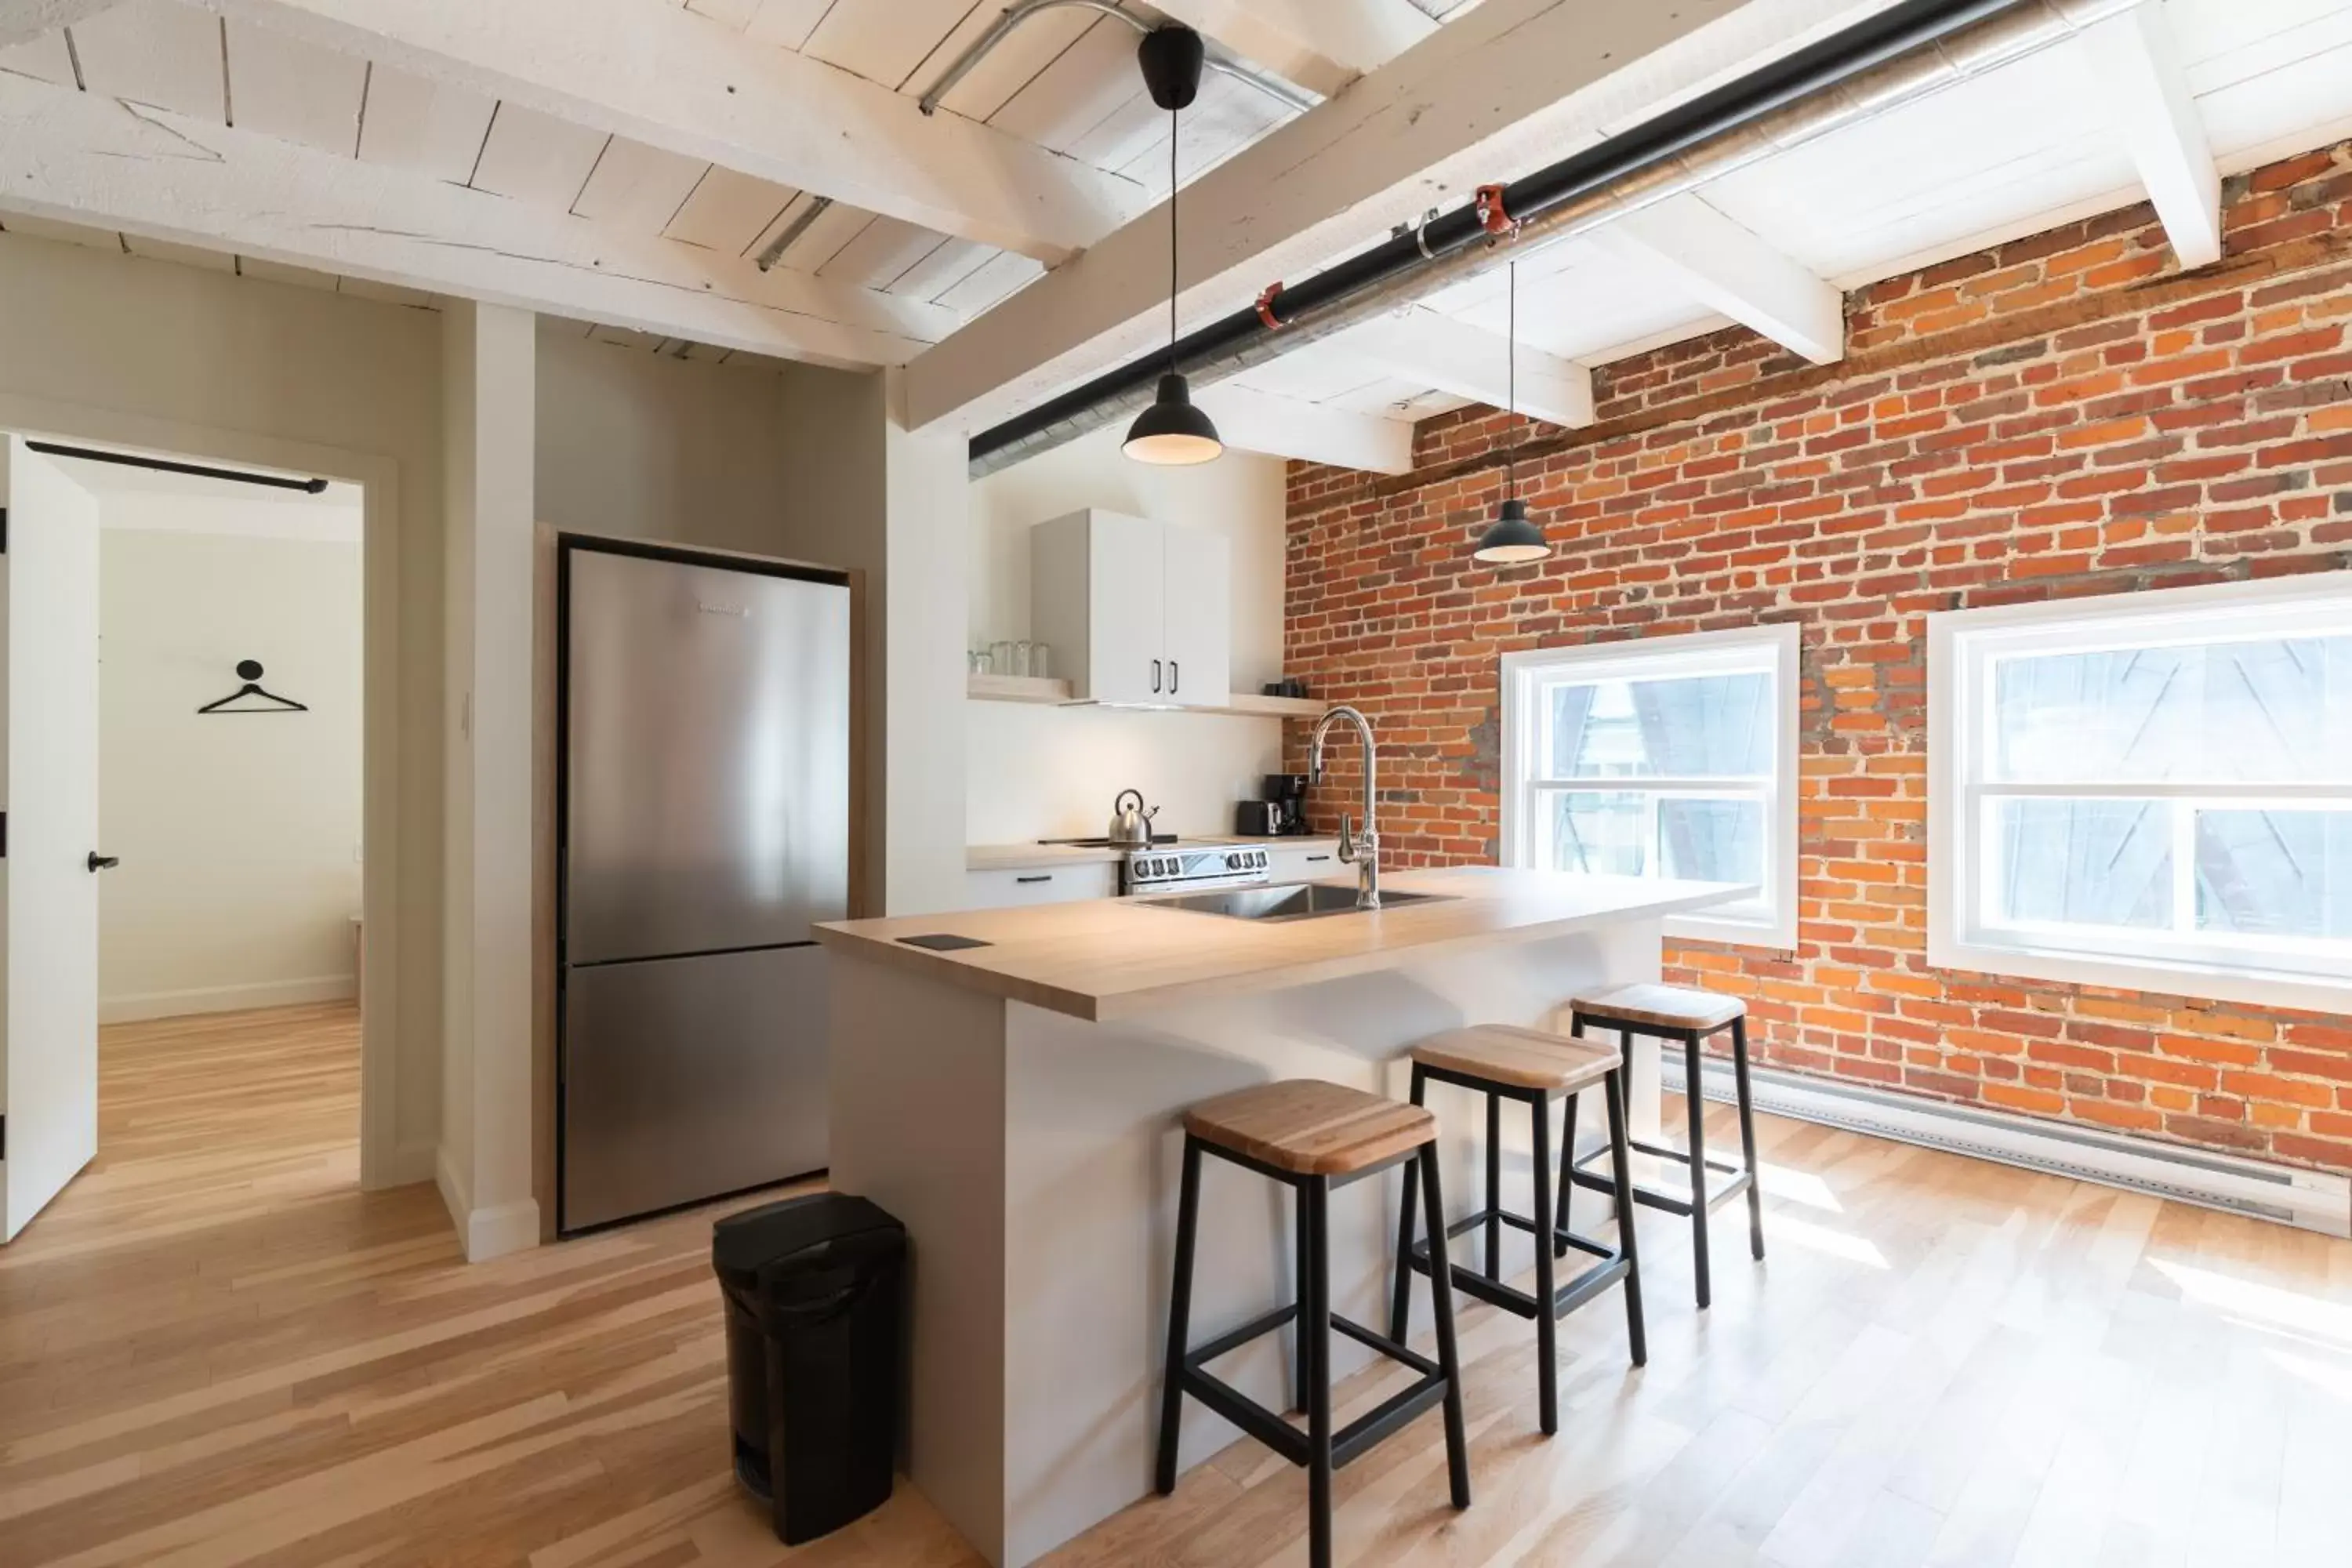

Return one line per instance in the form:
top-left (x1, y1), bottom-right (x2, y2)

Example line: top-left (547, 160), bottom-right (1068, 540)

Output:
top-left (966, 675), bottom-right (1321, 719)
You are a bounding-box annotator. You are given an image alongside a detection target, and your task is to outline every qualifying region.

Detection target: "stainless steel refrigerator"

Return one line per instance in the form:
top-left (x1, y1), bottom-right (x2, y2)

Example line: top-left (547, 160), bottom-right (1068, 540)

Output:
top-left (557, 539), bottom-right (851, 1234)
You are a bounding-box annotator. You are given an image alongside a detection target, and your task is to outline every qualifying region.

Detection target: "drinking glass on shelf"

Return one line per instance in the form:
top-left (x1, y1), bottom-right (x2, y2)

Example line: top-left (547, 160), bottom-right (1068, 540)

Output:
top-left (991, 640), bottom-right (1017, 677)
top-left (969, 648), bottom-right (992, 675)
top-left (1013, 640), bottom-right (1035, 677)
top-left (1029, 642), bottom-right (1051, 680)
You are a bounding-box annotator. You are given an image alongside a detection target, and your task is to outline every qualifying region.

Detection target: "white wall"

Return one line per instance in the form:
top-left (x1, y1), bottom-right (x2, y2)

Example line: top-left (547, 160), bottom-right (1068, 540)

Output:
top-left (0, 229), bottom-right (445, 1190)
top-left (967, 423), bottom-right (1292, 843)
top-left (98, 517), bottom-right (363, 1021)
top-left (441, 299), bottom-right (539, 1261)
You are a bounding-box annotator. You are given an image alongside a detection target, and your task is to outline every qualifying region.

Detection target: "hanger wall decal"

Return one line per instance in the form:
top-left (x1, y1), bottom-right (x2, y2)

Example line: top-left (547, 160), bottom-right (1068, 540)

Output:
top-left (198, 659), bottom-right (308, 716)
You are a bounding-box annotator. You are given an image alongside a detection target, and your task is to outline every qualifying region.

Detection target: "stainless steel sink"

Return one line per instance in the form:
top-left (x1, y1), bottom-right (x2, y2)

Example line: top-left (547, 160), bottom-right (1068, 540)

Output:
top-left (1136, 883), bottom-right (1452, 921)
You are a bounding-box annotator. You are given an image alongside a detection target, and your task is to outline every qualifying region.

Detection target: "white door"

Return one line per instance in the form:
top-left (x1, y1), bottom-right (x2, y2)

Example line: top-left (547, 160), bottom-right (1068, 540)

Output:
top-left (1158, 520), bottom-right (1230, 708)
top-left (1085, 511), bottom-right (1167, 706)
top-left (1, 437), bottom-right (103, 1243)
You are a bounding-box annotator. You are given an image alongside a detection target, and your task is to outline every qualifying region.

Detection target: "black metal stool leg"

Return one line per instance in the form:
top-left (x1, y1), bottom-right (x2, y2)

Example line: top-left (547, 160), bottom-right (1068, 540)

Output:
top-left (1417, 1140), bottom-right (1472, 1509)
top-left (1293, 1182), bottom-right (1313, 1414)
top-left (1411, 1147), bottom-right (1468, 1514)
top-left (1732, 1015), bottom-right (1765, 1261)
top-left (1156, 1135), bottom-right (1203, 1495)
top-left (1554, 1090), bottom-right (1579, 1256)
top-left (1685, 1031), bottom-right (1711, 1309)
top-left (1604, 1067), bottom-right (1647, 1367)
top-left (1389, 1065), bottom-right (1425, 1345)
top-left (1483, 1090), bottom-right (1501, 1279)
top-left (1303, 1175), bottom-right (1334, 1568)
top-left (1529, 1088), bottom-right (1559, 1436)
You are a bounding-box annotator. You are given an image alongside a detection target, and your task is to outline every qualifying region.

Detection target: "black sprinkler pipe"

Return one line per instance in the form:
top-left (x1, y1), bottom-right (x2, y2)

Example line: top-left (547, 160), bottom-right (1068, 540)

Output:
top-left (967, 0), bottom-right (2021, 472)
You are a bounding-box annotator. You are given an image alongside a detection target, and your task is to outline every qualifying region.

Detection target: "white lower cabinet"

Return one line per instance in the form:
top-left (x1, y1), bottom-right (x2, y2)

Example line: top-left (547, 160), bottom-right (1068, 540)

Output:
top-left (964, 862), bottom-right (1120, 909)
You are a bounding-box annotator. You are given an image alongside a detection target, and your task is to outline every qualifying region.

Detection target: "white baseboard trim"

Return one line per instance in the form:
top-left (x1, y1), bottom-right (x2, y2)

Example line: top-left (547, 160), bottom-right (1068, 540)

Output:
top-left (100, 975), bottom-right (356, 1025)
top-left (1668, 1058), bottom-right (2352, 1238)
top-left (434, 1145), bottom-right (540, 1263)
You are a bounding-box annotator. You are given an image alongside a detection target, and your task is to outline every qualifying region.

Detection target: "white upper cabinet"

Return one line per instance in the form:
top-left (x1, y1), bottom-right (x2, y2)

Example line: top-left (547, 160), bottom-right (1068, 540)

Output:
top-left (1029, 510), bottom-right (1231, 707)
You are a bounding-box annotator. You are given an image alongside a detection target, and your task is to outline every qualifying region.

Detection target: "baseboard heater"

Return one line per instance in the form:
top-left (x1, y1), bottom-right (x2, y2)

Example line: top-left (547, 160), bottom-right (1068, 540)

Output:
top-left (1663, 1058), bottom-right (2352, 1239)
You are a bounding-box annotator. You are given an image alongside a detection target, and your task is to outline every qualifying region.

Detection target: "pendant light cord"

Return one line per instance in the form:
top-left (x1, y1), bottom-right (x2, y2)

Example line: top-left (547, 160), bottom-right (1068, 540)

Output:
top-left (1505, 260), bottom-right (1518, 502)
top-left (1167, 107), bottom-right (1179, 375)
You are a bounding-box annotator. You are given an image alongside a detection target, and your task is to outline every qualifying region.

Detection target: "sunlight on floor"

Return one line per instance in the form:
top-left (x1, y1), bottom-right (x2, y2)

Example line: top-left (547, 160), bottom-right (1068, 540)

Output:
top-left (1767, 1212), bottom-right (1889, 1269)
top-left (2151, 1257), bottom-right (2352, 1347)
top-left (1756, 1161), bottom-right (1843, 1213)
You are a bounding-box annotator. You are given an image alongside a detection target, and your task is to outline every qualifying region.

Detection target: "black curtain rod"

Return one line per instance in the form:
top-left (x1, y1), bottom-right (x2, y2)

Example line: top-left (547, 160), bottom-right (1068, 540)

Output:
top-left (27, 441), bottom-right (329, 494)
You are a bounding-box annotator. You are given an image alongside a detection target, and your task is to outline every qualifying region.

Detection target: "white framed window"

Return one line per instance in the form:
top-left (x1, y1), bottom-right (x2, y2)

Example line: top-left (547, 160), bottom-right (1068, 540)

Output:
top-left (1928, 573), bottom-right (2352, 1011)
top-left (1500, 624), bottom-right (1800, 948)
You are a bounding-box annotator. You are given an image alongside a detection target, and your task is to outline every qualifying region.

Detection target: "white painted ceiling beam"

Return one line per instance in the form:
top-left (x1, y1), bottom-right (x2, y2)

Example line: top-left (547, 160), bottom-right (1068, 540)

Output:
top-left (194, 0), bottom-right (1145, 262)
top-left (1194, 383), bottom-right (1414, 473)
top-left (1335, 305), bottom-right (1594, 428)
top-left (0, 75), bottom-right (957, 367)
top-left (2074, 0), bottom-right (2221, 268)
top-left (0, 0), bottom-right (114, 48)
top-left (1597, 194), bottom-right (1845, 364)
top-left (1148, 0), bottom-right (1436, 98)
top-left (903, 0), bottom-right (1879, 434)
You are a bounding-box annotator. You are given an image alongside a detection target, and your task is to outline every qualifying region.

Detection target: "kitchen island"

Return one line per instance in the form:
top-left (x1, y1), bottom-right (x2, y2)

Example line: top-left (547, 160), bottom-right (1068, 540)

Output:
top-left (814, 867), bottom-right (1744, 1567)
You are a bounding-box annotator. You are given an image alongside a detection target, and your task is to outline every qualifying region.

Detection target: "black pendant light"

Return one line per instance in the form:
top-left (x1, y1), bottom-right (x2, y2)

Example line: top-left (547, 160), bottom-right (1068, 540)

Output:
top-left (1473, 260), bottom-right (1551, 564)
top-left (1124, 26), bottom-right (1223, 466)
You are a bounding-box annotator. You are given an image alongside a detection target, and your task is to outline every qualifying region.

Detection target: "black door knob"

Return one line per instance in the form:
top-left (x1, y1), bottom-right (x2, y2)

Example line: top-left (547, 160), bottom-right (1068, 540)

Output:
top-left (88, 852), bottom-right (120, 872)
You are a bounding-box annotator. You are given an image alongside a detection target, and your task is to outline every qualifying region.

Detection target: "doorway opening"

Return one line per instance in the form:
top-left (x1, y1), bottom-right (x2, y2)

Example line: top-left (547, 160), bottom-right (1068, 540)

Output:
top-left (1, 434), bottom-right (367, 1240)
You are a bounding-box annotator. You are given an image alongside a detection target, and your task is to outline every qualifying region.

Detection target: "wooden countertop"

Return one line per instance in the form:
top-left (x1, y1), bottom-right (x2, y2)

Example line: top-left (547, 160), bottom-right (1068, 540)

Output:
top-left (815, 868), bottom-right (1748, 1023)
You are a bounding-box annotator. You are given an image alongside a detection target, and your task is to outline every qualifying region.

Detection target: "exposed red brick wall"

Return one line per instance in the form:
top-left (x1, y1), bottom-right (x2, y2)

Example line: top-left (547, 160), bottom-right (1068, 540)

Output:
top-left (1283, 141), bottom-right (2352, 1171)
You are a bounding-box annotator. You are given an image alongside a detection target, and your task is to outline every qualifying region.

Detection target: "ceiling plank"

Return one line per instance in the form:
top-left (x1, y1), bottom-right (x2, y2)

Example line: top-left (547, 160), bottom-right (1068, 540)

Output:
top-left (1193, 382), bottom-right (1415, 473)
top-left (1149, 0), bottom-right (1436, 98)
top-left (901, 0), bottom-right (1877, 433)
top-left (0, 72), bottom-right (958, 367)
top-left (2074, 0), bottom-right (2220, 268)
top-left (195, 0), bottom-right (1146, 261)
top-left (0, 0), bottom-right (116, 49)
top-left (1595, 193), bottom-right (1845, 364)
top-left (1334, 304), bottom-right (1593, 428)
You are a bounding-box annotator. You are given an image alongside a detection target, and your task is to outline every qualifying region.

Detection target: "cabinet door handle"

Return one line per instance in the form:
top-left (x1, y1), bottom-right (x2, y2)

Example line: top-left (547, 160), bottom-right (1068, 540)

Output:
top-left (1169, 659), bottom-right (1179, 695)
top-left (1305, 854), bottom-right (1332, 862)
top-left (1151, 659), bottom-right (1162, 693)
top-left (1015, 873), bottom-right (1052, 884)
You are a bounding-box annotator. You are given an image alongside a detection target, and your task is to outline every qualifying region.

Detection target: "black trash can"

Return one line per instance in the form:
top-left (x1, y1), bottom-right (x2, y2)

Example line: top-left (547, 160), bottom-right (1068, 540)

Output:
top-left (713, 1192), bottom-right (906, 1544)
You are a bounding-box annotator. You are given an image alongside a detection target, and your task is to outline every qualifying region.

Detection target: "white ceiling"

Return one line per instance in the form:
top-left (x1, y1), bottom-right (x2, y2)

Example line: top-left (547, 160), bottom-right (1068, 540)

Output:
top-left (0, 0), bottom-right (2348, 456)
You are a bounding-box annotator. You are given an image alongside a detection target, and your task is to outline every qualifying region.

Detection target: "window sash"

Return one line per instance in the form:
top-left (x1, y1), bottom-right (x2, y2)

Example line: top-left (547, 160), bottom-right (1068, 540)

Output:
top-left (1933, 577), bottom-right (2352, 1003)
top-left (1501, 625), bottom-right (1798, 947)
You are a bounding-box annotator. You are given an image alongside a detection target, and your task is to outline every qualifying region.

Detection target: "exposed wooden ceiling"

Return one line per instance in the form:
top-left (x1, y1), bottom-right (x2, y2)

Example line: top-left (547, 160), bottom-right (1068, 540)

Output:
top-left (0, 0), bottom-right (2348, 472)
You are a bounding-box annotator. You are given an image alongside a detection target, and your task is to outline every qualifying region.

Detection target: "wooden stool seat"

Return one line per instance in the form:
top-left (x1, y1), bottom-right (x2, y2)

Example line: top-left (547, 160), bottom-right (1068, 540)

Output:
top-left (1410, 1025), bottom-right (1620, 1094)
top-left (1184, 1080), bottom-right (1436, 1176)
top-left (1570, 982), bottom-right (1745, 1032)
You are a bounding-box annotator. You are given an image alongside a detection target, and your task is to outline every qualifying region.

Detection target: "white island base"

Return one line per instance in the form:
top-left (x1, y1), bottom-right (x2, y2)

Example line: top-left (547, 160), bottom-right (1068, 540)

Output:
top-left (818, 869), bottom-right (1741, 1567)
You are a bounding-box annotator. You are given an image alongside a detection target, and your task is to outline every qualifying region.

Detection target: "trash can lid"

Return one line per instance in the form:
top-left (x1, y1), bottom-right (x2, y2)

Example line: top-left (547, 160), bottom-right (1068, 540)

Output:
top-left (712, 1192), bottom-right (901, 1289)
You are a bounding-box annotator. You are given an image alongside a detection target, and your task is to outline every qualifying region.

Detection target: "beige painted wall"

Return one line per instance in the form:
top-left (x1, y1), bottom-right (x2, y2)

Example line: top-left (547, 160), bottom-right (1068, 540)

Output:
top-left (0, 230), bottom-right (444, 1187)
top-left (967, 423), bottom-right (1290, 844)
top-left (98, 524), bottom-right (363, 1021)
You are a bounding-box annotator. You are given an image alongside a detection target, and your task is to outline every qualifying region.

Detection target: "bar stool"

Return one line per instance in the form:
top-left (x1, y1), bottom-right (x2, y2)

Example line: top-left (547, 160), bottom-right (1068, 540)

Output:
top-left (1156, 1079), bottom-right (1470, 1568)
top-left (1390, 1024), bottom-right (1646, 1437)
top-left (1566, 983), bottom-right (1764, 1308)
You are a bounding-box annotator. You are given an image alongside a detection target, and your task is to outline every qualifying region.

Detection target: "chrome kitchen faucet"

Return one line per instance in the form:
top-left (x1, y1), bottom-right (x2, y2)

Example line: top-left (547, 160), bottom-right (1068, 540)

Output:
top-left (1308, 705), bottom-right (1381, 909)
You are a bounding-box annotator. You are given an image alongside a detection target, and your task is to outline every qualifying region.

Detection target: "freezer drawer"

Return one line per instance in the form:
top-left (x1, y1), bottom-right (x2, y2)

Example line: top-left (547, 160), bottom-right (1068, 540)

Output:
top-left (560, 944), bottom-right (829, 1233)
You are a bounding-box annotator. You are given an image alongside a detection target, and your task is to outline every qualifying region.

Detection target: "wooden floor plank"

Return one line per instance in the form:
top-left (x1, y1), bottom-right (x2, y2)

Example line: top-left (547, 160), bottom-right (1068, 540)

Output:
top-left (3, 1004), bottom-right (2350, 1567)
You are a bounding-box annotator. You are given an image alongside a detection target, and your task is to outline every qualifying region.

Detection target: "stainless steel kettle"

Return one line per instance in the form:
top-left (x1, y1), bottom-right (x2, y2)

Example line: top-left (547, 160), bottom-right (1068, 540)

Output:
top-left (1107, 787), bottom-right (1160, 850)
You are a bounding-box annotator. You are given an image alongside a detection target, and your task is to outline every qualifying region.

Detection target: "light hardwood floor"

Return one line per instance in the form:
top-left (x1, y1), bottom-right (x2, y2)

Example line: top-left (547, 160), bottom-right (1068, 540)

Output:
top-left (4, 1005), bottom-right (2350, 1567)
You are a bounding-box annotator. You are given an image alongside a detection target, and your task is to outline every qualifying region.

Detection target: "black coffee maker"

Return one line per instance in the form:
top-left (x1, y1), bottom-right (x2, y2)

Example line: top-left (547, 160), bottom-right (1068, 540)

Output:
top-left (1236, 774), bottom-right (1312, 837)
